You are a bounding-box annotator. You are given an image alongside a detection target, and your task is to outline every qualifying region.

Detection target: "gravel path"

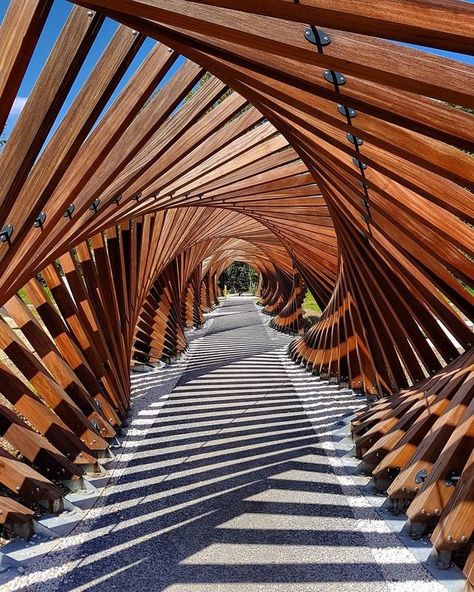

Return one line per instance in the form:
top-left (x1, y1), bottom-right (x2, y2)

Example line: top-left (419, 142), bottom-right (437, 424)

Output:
top-left (11, 297), bottom-right (443, 592)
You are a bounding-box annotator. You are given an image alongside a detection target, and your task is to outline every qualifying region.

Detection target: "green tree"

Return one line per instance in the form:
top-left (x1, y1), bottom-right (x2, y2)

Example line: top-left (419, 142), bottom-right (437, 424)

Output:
top-left (184, 71), bottom-right (232, 106)
top-left (220, 262), bottom-right (259, 295)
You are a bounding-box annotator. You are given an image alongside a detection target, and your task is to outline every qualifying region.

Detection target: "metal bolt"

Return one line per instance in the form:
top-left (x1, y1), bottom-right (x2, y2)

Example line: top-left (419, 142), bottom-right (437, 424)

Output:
top-left (87, 10), bottom-right (94, 16)
top-left (0, 224), bottom-right (13, 243)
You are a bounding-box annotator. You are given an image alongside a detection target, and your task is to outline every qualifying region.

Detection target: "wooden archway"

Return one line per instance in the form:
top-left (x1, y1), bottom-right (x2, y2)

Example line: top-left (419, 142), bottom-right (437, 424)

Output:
top-left (0, 0), bottom-right (472, 580)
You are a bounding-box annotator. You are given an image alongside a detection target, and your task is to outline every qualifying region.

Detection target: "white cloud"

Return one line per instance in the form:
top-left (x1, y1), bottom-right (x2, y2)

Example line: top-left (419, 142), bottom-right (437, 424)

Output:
top-left (10, 96), bottom-right (28, 116)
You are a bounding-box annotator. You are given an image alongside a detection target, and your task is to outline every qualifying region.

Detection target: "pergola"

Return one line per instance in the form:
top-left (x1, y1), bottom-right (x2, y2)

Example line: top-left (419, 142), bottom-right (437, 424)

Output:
top-left (0, 0), bottom-right (473, 583)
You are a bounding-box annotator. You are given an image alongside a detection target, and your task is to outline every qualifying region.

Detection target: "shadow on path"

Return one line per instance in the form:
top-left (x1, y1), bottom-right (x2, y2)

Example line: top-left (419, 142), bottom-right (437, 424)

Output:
top-left (29, 298), bottom-right (438, 592)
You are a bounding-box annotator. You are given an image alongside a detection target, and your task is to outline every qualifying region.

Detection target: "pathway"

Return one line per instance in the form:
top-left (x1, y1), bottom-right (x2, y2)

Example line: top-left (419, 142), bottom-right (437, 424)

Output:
top-left (23, 297), bottom-right (441, 592)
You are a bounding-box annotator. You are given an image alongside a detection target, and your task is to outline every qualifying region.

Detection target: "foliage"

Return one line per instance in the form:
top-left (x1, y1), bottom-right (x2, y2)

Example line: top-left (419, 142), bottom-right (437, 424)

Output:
top-left (446, 103), bottom-right (473, 157)
top-left (0, 126), bottom-right (6, 148)
top-left (219, 262), bottom-right (259, 295)
top-left (184, 71), bottom-right (232, 107)
top-left (303, 291), bottom-right (321, 315)
top-left (464, 283), bottom-right (474, 297)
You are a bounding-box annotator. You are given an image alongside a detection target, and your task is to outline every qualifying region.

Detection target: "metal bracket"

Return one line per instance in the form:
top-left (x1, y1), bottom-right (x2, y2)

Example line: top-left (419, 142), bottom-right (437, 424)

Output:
top-left (360, 198), bottom-right (370, 209)
top-left (361, 213), bottom-right (371, 225)
top-left (34, 212), bottom-right (47, 228)
top-left (415, 468), bottom-right (428, 484)
top-left (89, 198), bottom-right (100, 212)
top-left (0, 224), bottom-right (13, 244)
top-left (357, 179), bottom-right (368, 189)
top-left (347, 133), bottom-right (363, 146)
top-left (0, 224), bottom-right (13, 243)
top-left (323, 70), bottom-right (346, 86)
top-left (63, 204), bottom-right (75, 220)
top-left (114, 194), bottom-right (122, 205)
top-left (135, 192), bottom-right (142, 202)
top-left (337, 104), bottom-right (356, 119)
top-left (444, 471), bottom-right (460, 488)
top-left (352, 157), bottom-right (367, 170)
top-left (304, 27), bottom-right (331, 47)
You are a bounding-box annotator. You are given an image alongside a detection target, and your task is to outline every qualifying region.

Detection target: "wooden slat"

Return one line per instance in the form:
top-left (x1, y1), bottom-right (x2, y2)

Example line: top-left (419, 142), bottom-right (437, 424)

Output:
top-left (0, 0), bottom-right (52, 130)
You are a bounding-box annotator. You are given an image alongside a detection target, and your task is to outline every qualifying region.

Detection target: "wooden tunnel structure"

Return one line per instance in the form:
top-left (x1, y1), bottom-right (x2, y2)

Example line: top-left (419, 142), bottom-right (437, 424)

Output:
top-left (0, 0), bottom-right (473, 583)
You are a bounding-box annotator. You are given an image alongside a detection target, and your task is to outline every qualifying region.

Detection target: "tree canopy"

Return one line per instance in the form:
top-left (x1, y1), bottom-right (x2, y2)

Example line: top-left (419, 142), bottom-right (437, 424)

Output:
top-left (219, 262), bottom-right (259, 295)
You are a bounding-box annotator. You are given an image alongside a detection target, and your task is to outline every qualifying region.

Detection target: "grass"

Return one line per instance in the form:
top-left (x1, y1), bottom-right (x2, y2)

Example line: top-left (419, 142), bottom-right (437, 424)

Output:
top-left (303, 291), bottom-right (321, 315)
top-left (18, 277), bottom-right (54, 304)
top-left (17, 288), bottom-right (32, 306)
top-left (16, 281), bottom-right (55, 320)
top-left (464, 283), bottom-right (474, 297)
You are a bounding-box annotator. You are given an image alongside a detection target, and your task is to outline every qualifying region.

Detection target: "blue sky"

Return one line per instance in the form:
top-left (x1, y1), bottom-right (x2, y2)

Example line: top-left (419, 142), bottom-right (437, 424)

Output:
top-left (1, 0), bottom-right (473, 141)
top-left (0, 0), bottom-right (184, 141)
